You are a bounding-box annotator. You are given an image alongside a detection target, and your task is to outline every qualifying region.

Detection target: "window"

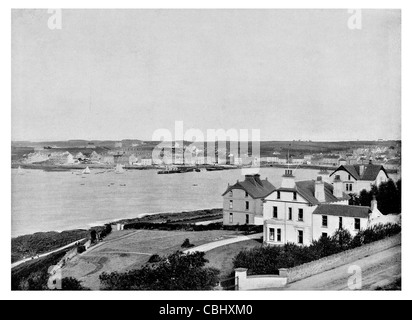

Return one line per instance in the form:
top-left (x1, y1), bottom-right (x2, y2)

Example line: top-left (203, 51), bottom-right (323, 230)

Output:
top-left (339, 217), bottom-right (343, 229)
top-left (322, 233), bottom-right (328, 238)
top-left (346, 184), bottom-right (353, 192)
top-left (322, 215), bottom-right (328, 227)
top-left (298, 230), bottom-right (304, 244)
top-left (277, 191), bottom-right (281, 200)
top-left (348, 175), bottom-right (351, 181)
top-left (298, 209), bottom-right (304, 221)
top-left (229, 200), bottom-right (233, 209)
top-left (245, 201), bottom-right (249, 210)
top-left (355, 218), bottom-right (361, 231)
top-left (277, 229), bottom-right (282, 242)
top-left (229, 191), bottom-right (233, 197)
top-left (273, 207), bottom-right (278, 219)
top-left (269, 228), bottom-right (275, 241)
top-left (245, 192), bottom-right (249, 198)
top-left (293, 192), bottom-right (297, 201)
top-left (246, 214), bottom-right (250, 225)
top-left (288, 208), bottom-right (293, 220)
top-left (229, 213), bottom-right (233, 224)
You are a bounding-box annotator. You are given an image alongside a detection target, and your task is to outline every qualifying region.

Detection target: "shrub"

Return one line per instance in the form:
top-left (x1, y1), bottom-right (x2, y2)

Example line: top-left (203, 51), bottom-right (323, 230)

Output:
top-left (181, 239), bottom-right (195, 249)
top-left (61, 277), bottom-right (89, 290)
top-left (148, 254), bottom-right (162, 263)
top-left (100, 251), bottom-right (220, 290)
top-left (77, 245), bottom-right (86, 254)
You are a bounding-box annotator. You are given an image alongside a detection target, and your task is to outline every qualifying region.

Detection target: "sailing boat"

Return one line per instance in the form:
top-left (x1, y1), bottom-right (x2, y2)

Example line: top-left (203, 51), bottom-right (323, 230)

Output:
top-left (82, 166), bottom-right (91, 174)
top-left (17, 166), bottom-right (24, 175)
top-left (115, 163), bottom-right (124, 174)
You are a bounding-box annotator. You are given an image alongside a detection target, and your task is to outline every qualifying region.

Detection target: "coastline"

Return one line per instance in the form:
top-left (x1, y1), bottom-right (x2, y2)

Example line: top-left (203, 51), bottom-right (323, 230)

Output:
top-left (12, 207), bottom-right (224, 239)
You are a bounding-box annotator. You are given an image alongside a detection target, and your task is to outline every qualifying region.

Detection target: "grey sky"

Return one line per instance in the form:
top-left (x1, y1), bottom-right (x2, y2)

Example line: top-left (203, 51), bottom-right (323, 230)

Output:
top-left (12, 9), bottom-right (401, 141)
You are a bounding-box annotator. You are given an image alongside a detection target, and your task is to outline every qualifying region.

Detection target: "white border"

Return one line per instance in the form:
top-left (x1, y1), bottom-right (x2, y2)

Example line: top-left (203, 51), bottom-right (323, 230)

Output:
top-left (2, 0), bottom-right (411, 301)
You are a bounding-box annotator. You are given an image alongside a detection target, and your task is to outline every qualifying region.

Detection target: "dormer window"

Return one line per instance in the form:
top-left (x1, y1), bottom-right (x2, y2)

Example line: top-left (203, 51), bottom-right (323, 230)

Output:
top-left (245, 192), bottom-right (249, 198)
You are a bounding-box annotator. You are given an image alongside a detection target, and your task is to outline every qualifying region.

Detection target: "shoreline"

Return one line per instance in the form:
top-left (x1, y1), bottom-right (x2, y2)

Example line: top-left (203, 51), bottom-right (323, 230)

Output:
top-left (12, 207), bottom-right (224, 239)
top-left (12, 163), bottom-right (400, 175)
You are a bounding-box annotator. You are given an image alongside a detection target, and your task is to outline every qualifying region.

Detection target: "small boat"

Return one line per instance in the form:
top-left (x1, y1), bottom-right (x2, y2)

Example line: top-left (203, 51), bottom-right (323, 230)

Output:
top-left (82, 166), bottom-right (91, 174)
top-left (115, 164), bottom-right (124, 174)
top-left (17, 166), bottom-right (24, 175)
top-left (195, 168), bottom-right (201, 172)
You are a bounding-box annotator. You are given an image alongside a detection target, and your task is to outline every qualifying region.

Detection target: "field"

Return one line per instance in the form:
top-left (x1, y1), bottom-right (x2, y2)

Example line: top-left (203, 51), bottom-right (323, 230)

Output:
top-left (62, 229), bottom-right (245, 290)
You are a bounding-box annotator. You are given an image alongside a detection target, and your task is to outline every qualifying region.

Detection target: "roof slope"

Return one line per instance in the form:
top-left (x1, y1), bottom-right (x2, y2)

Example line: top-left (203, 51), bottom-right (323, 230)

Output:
top-left (330, 164), bottom-right (388, 181)
top-left (295, 181), bottom-right (350, 206)
top-left (313, 204), bottom-right (371, 219)
top-left (222, 174), bottom-right (276, 199)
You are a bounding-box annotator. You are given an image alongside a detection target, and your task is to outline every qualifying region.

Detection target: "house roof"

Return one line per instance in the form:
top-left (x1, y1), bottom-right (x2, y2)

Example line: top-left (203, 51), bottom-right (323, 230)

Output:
top-left (269, 180), bottom-right (350, 206)
top-left (313, 204), bottom-right (371, 219)
top-left (295, 181), bottom-right (350, 206)
top-left (330, 164), bottom-right (389, 181)
top-left (222, 174), bottom-right (276, 199)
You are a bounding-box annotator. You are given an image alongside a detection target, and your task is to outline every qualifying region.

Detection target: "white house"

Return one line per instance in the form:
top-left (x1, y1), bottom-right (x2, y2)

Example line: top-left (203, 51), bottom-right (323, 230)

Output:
top-left (263, 170), bottom-right (351, 246)
top-left (141, 158), bottom-right (153, 166)
top-left (329, 162), bottom-right (389, 194)
top-left (222, 174), bottom-right (276, 226)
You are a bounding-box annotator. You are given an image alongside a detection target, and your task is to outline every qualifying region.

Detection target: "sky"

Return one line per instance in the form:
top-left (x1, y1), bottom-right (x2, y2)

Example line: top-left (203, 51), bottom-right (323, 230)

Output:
top-left (11, 9), bottom-right (401, 142)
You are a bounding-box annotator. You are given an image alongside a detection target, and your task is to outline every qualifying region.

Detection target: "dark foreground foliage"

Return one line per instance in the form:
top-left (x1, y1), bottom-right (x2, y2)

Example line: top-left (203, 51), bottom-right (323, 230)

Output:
top-left (350, 179), bottom-right (401, 215)
top-left (100, 251), bottom-right (220, 290)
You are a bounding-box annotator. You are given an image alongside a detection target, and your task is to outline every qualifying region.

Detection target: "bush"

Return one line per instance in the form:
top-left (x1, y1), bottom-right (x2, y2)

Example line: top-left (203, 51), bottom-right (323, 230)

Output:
top-left (181, 239), bottom-right (195, 249)
top-left (100, 251), bottom-right (220, 290)
top-left (148, 254), bottom-right (162, 263)
top-left (77, 245), bottom-right (86, 254)
top-left (61, 277), bottom-right (88, 290)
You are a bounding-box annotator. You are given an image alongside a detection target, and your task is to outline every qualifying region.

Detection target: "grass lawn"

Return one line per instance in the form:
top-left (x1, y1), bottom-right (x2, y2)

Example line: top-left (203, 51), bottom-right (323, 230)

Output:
top-left (62, 229), bottom-right (244, 290)
top-left (205, 239), bottom-right (262, 280)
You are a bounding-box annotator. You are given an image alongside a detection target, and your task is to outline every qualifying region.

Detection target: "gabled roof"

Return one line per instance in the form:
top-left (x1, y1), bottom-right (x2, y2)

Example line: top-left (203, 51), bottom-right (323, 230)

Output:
top-left (268, 180), bottom-right (350, 206)
top-left (313, 204), bottom-right (371, 219)
top-left (295, 181), bottom-right (350, 206)
top-left (222, 174), bottom-right (276, 199)
top-left (330, 164), bottom-right (389, 181)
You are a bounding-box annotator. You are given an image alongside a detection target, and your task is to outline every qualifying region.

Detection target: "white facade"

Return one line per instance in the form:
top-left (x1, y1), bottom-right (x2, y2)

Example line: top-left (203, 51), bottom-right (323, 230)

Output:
top-left (312, 214), bottom-right (368, 239)
top-left (330, 167), bottom-right (389, 194)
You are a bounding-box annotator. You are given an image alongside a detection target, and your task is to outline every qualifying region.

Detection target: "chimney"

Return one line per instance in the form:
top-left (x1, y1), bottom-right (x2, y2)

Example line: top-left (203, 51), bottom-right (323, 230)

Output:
top-left (315, 176), bottom-right (326, 202)
top-left (359, 165), bottom-right (365, 177)
top-left (371, 195), bottom-right (378, 211)
top-left (245, 174), bottom-right (263, 187)
top-left (281, 169), bottom-right (296, 189)
top-left (319, 169), bottom-right (330, 184)
top-left (333, 175), bottom-right (343, 198)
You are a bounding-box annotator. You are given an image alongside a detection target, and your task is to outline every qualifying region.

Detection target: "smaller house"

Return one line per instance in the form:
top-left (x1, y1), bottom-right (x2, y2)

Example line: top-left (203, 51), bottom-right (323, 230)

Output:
top-left (222, 174), bottom-right (276, 226)
top-left (330, 162), bottom-right (389, 194)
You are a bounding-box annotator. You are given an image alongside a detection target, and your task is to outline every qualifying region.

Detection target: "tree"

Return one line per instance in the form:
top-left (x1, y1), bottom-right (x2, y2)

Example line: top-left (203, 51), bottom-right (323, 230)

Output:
top-left (100, 251), bottom-right (220, 290)
top-left (61, 277), bottom-right (88, 290)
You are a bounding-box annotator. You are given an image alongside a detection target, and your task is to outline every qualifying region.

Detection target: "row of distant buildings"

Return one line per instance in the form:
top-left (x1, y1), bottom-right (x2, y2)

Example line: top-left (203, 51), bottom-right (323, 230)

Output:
top-left (222, 162), bottom-right (397, 246)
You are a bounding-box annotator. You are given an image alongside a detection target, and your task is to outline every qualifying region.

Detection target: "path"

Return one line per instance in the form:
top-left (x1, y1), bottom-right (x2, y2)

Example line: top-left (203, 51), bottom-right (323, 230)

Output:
top-left (279, 245), bottom-right (401, 291)
top-left (11, 238), bottom-right (86, 269)
top-left (184, 233), bottom-right (263, 254)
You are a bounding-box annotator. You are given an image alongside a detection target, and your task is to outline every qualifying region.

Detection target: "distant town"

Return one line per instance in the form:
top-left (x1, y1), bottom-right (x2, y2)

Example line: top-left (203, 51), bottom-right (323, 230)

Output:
top-left (11, 139), bottom-right (401, 174)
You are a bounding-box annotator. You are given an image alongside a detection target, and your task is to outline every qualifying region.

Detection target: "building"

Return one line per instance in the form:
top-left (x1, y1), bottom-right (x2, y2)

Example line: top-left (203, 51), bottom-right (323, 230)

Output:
top-left (329, 162), bottom-right (389, 194)
top-left (141, 158), bottom-right (153, 166)
top-left (262, 170), bottom-right (351, 246)
top-left (222, 174), bottom-right (276, 226)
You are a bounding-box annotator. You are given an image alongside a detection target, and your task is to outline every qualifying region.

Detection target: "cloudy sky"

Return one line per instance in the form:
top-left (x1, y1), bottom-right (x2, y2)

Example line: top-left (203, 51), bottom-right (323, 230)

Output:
top-left (12, 9), bottom-right (401, 141)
